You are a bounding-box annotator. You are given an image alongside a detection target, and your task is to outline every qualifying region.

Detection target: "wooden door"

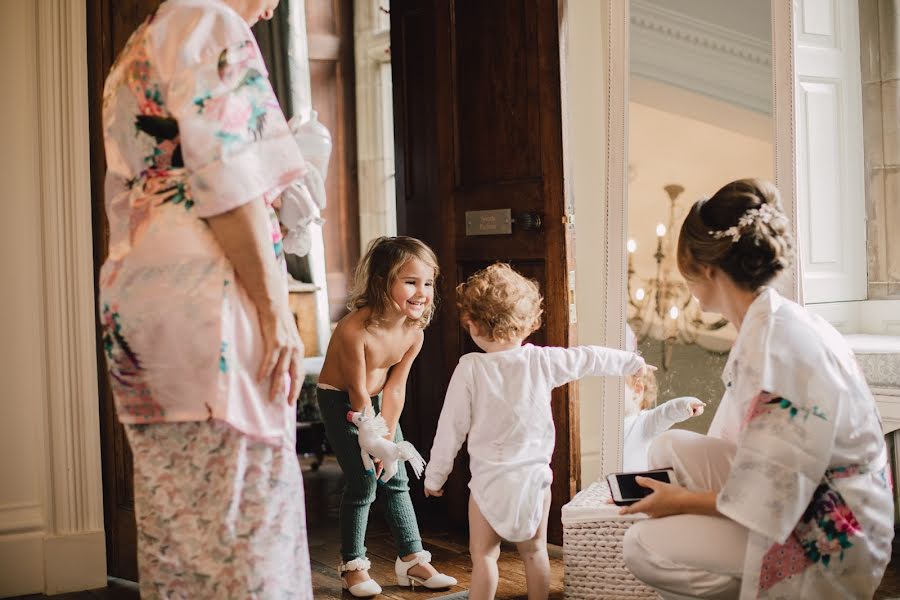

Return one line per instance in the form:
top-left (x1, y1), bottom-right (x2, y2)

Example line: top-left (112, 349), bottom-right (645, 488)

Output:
top-left (87, 1), bottom-right (302, 578)
top-left (390, 0), bottom-right (578, 543)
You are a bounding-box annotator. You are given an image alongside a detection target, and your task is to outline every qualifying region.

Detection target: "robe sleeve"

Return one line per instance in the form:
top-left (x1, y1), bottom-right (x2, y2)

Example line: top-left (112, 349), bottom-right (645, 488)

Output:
top-left (163, 6), bottom-right (305, 217)
top-left (715, 324), bottom-right (845, 544)
top-left (539, 345), bottom-right (645, 389)
top-left (424, 359), bottom-right (473, 491)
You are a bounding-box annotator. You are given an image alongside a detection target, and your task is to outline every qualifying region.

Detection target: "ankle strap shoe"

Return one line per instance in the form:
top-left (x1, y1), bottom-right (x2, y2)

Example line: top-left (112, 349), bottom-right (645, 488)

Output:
top-left (339, 557), bottom-right (382, 597)
top-left (394, 550), bottom-right (458, 589)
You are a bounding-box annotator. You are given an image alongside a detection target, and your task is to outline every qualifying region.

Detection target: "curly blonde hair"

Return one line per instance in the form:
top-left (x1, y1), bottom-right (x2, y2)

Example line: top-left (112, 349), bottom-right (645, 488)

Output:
top-left (347, 236), bottom-right (440, 328)
top-left (457, 263), bottom-right (543, 342)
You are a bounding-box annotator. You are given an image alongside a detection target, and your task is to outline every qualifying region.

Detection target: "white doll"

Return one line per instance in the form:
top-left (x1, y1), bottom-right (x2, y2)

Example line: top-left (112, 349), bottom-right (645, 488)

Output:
top-left (347, 410), bottom-right (426, 483)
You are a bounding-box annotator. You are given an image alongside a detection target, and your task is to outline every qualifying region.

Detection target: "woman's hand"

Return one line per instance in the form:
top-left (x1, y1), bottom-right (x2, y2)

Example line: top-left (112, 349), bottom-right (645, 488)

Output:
top-left (619, 477), bottom-right (689, 518)
top-left (206, 198), bottom-right (305, 406)
top-left (424, 487), bottom-right (444, 498)
top-left (257, 304), bottom-right (305, 405)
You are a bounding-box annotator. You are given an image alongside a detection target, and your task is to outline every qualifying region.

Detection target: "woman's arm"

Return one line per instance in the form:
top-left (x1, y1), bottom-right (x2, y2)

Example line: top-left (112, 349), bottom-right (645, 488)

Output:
top-left (206, 198), bottom-right (303, 404)
top-left (379, 331), bottom-right (424, 439)
top-left (619, 477), bottom-right (720, 518)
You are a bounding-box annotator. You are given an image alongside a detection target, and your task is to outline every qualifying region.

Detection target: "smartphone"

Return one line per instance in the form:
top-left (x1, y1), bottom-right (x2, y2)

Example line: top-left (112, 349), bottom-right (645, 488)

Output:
top-left (606, 468), bottom-right (676, 506)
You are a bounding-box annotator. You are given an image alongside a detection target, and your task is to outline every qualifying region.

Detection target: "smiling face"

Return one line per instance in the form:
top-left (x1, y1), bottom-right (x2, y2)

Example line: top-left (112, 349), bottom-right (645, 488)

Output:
top-left (389, 258), bottom-right (435, 322)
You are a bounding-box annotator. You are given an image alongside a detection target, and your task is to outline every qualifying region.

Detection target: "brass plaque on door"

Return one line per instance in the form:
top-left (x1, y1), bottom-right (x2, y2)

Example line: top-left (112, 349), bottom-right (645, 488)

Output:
top-left (465, 209), bottom-right (512, 236)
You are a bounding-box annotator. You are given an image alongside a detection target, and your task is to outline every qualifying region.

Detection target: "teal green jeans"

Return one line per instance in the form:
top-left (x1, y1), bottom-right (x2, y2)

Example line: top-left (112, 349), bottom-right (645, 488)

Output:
top-left (317, 387), bottom-right (424, 562)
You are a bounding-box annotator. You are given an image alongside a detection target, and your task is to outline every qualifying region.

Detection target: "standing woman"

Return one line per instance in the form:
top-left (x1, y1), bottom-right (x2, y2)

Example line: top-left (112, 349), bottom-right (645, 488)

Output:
top-left (621, 179), bottom-right (894, 599)
top-left (99, 0), bottom-right (312, 596)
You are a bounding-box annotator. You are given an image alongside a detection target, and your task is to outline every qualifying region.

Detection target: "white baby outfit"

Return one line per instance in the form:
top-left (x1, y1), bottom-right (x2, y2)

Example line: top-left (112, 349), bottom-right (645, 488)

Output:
top-left (425, 344), bottom-right (644, 542)
top-left (623, 396), bottom-right (700, 472)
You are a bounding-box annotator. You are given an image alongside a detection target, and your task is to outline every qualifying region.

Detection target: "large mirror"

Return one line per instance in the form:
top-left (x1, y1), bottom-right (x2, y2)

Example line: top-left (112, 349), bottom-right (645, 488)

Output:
top-left (623, 0), bottom-right (773, 464)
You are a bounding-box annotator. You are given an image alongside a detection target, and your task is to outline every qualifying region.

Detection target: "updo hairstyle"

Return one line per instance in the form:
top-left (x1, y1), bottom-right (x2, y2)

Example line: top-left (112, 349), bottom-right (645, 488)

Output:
top-left (676, 178), bottom-right (793, 291)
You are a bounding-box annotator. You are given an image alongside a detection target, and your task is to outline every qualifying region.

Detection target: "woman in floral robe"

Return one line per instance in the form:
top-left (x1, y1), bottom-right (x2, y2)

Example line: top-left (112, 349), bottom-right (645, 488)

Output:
top-left (621, 179), bottom-right (893, 599)
top-left (99, 0), bottom-right (312, 596)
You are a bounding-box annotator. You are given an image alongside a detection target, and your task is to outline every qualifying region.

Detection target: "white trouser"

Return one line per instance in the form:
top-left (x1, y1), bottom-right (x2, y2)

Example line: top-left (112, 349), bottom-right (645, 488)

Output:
top-left (623, 430), bottom-right (748, 600)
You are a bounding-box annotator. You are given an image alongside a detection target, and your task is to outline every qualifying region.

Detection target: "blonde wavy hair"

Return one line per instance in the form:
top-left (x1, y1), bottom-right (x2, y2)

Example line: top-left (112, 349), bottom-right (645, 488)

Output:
top-left (347, 236), bottom-right (440, 328)
top-left (457, 263), bottom-right (543, 342)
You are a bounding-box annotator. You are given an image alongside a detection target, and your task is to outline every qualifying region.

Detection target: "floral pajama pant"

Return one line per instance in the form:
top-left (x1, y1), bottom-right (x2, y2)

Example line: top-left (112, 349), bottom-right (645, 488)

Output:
top-left (125, 420), bottom-right (313, 599)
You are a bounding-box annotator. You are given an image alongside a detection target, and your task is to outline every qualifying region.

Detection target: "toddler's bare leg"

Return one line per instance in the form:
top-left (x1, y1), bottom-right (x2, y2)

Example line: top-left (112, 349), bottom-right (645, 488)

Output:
top-left (468, 495), bottom-right (502, 600)
top-left (515, 488), bottom-right (552, 600)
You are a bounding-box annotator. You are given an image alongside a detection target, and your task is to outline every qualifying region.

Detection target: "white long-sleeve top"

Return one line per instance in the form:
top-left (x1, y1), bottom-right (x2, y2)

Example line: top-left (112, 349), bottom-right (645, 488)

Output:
top-left (622, 397), bottom-right (699, 472)
top-left (425, 343), bottom-right (644, 542)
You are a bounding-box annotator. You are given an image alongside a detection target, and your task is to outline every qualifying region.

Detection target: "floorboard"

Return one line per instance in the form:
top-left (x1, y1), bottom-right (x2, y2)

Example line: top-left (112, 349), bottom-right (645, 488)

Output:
top-left (11, 456), bottom-right (898, 599)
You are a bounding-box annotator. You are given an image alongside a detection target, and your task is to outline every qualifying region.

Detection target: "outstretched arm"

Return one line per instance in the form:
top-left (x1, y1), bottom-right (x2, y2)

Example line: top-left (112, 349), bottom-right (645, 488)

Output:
top-left (633, 397), bottom-right (705, 440)
top-left (542, 345), bottom-right (646, 388)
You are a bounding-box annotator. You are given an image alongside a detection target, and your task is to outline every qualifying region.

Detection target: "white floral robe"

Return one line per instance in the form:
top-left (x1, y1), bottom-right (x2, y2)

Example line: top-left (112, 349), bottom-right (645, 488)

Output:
top-left (709, 288), bottom-right (894, 599)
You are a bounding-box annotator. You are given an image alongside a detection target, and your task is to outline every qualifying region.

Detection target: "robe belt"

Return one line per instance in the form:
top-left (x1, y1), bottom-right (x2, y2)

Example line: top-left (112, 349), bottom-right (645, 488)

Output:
top-left (824, 448), bottom-right (889, 481)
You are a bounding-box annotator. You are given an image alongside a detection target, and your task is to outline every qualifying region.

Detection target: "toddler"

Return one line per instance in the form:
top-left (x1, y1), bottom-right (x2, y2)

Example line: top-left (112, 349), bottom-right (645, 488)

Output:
top-left (424, 263), bottom-right (649, 600)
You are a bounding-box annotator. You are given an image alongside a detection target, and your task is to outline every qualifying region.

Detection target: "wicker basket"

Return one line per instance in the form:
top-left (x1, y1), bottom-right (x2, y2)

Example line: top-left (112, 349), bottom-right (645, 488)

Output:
top-left (561, 481), bottom-right (658, 599)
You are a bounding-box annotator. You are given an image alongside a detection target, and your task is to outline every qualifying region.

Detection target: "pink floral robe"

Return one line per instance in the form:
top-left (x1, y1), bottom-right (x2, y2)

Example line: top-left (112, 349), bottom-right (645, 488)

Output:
top-left (100, 0), bottom-right (312, 596)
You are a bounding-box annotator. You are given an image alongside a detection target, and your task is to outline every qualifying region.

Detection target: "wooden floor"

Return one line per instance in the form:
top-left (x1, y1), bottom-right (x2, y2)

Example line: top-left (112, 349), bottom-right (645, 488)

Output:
top-left (304, 457), bottom-right (564, 599)
top-left (12, 455), bottom-right (900, 599)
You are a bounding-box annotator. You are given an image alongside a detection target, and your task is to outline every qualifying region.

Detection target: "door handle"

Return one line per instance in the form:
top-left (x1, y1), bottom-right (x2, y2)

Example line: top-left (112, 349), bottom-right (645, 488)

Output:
top-left (514, 212), bottom-right (542, 232)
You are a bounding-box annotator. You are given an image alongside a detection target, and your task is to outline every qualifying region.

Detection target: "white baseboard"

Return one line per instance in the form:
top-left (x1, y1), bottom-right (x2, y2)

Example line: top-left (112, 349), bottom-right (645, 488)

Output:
top-left (43, 530), bottom-right (107, 595)
top-left (0, 530), bottom-right (106, 598)
top-left (0, 532), bottom-right (44, 598)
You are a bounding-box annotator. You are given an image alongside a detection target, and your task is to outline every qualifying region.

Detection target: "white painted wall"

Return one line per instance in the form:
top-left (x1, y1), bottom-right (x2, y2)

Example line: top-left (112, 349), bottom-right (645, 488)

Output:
top-left (0, 3), bottom-right (53, 594)
top-left (0, 1), bottom-right (105, 596)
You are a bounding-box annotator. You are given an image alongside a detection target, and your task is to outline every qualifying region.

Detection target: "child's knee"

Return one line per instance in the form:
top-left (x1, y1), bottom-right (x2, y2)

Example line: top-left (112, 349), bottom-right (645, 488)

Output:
top-left (345, 474), bottom-right (377, 504)
top-left (471, 543), bottom-right (501, 562)
top-left (516, 538), bottom-right (546, 559)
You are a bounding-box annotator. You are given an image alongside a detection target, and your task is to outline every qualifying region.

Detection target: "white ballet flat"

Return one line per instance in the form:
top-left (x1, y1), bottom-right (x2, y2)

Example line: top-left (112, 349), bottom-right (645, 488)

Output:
top-left (395, 550), bottom-right (458, 589)
top-left (339, 557), bottom-right (382, 597)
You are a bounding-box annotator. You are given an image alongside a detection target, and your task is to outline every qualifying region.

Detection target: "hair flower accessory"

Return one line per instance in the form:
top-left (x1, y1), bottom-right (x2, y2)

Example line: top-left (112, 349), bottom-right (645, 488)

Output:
top-left (708, 203), bottom-right (781, 243)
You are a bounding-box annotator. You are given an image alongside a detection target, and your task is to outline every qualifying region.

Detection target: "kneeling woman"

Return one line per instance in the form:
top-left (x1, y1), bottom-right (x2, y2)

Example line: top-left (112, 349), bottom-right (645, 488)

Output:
top-left (621, 179), bottom-right (894, 599)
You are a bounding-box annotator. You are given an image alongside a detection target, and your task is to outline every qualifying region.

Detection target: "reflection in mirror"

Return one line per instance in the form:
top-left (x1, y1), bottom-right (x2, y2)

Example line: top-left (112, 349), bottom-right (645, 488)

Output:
top-left (624, 0), bottom-right (773, 467)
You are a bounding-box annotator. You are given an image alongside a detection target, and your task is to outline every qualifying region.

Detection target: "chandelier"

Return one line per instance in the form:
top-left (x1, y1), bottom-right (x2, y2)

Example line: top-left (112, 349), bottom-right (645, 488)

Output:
top-left (627, 184), bottom-right (728, 370)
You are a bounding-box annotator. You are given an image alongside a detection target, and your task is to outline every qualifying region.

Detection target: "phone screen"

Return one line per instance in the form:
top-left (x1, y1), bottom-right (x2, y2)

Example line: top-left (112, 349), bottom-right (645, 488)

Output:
top-left (614, 470), bottom-right (672, 500)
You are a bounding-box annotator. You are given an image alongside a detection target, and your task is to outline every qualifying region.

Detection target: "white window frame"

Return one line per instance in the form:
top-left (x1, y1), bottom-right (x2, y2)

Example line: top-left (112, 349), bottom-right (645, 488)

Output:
top-left (354, 0), bottom-right (397, 247)
top-left (797, 0), bottom-right (900, 334)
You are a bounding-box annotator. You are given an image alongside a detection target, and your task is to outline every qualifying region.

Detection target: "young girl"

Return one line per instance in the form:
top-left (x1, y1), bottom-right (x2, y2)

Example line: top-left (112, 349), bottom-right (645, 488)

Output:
top-left (317, 236), bottom-right (457, 597)
top-left (424, 263), bottom-right (650, 600)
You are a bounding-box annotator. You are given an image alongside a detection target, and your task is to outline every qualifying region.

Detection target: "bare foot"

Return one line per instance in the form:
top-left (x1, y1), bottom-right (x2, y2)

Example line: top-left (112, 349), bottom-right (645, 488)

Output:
top-left (401, 554), bottom-right (439, 581)
top-left (343, 568), bottom-right (373, 588)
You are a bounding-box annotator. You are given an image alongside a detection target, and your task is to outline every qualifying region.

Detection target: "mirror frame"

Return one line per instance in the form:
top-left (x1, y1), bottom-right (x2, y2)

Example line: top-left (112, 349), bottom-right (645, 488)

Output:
top-left (597, 0), bottom-right (801, 475)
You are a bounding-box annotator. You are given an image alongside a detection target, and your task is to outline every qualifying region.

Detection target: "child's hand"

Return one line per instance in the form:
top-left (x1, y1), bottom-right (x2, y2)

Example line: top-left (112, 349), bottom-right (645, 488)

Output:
top-left (671, 396), bottom-right (705, 418)
top-left (424, 487), bottom-right (444, 498)
top-left (688, 399), bottom-right (705, 417)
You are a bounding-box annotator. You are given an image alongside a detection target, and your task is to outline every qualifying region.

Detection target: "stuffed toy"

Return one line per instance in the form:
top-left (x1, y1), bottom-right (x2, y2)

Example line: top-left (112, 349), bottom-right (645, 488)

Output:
top-left (347, 409), bottom-right (426, 483)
